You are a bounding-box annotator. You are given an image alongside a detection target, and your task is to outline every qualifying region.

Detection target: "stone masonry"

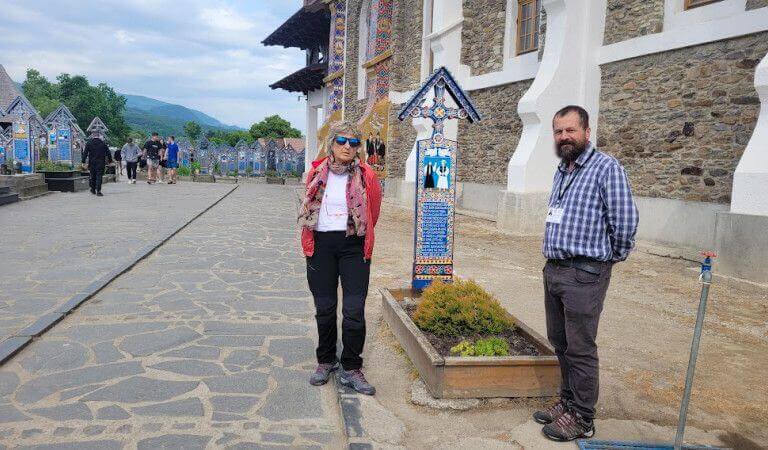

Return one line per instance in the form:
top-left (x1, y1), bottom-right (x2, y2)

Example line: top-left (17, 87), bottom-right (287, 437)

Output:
top-left (457, 80), bottom-right (532, 184)
top-left (343, 0), bottom-right (367, 125)
top-left (391, 0), bottom-right (423, 92)
top-left (746, 0), bottom-right (768, 10)
top-left (387, 0), bottom-right (424, 178)
top-left (461, 0), bottom-right (506, 76)
top-left (603, 0), bottom-right (664, 46)
top-left (598, 32), bottom-right (768, 203)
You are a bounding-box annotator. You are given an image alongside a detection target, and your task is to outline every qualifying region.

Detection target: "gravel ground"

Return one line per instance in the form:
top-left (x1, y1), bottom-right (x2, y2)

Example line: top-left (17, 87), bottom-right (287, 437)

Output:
top-left (360, 200), bottom-right (767, 448)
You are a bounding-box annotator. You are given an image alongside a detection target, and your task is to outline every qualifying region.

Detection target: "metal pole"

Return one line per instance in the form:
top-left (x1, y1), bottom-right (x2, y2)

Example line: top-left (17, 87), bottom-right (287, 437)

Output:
top-left (674, 255), bottom-right (714, 450)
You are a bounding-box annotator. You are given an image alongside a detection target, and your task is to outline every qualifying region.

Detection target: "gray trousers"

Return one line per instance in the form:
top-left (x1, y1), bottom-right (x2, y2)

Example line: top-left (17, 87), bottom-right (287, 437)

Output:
top-left (543, 260), bottom-right (613, 420)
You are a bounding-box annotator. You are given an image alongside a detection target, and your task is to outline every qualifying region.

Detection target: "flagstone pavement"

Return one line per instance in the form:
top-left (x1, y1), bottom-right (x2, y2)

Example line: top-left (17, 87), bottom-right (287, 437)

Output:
top-left (0, 181), bottom-right (234, 344)
top-left (0, 183), bottom-right (344, 449)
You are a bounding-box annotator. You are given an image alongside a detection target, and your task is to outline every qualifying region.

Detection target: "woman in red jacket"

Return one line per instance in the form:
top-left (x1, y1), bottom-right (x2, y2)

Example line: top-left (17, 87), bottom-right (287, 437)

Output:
top-left (298, 121), bottom-right (382, 395)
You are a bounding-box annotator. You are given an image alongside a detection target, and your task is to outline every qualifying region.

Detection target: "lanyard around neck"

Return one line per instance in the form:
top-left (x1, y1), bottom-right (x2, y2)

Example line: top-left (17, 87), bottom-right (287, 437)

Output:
top-left (557, 149), bottom-right (594, 204)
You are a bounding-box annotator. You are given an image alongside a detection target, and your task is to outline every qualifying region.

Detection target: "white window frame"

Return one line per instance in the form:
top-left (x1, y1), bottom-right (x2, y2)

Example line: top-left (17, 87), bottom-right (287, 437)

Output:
top-left (357, 0), bottom-right (371, 100)
top-left (664, 0), bottom-right (746, 32)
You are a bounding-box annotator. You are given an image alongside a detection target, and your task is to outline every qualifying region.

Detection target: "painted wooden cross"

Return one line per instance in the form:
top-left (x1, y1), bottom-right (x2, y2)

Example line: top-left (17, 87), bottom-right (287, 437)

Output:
top-left (398, 67), bottom-right (481, 290)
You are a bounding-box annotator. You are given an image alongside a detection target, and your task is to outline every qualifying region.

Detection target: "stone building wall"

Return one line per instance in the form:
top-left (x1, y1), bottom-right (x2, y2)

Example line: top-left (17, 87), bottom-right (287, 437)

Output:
top-left (457, 80), bottom-right (532, 184)
top-left (746, 0), bottom-right (768, 9)
top-left (343, 0), bottom-right (367, 124)
top-left (597, 32), bottom-right (767, 204)
top-left (461, 0), bottom-right (506, 76)
top-left (603, 0), bottom-right (664, 45)
top-left (391, 0), bottom-right (423, 92)
top-left (387, 0), bottom-right (424, 178)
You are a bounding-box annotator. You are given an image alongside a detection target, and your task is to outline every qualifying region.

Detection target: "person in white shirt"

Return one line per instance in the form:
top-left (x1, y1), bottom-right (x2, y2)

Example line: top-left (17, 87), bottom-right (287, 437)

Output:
top-left (298, 121), bottom-right (382, 395)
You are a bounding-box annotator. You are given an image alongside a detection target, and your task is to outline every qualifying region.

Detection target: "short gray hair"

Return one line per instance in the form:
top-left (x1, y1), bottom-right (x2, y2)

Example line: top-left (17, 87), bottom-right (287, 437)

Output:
top-left (325, 120), bottom-right (362, 158)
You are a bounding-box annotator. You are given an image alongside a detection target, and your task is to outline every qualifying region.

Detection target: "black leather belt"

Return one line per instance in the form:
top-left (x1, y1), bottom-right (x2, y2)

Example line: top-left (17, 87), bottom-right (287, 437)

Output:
top-left (547, 256), bottom-right (606, 275)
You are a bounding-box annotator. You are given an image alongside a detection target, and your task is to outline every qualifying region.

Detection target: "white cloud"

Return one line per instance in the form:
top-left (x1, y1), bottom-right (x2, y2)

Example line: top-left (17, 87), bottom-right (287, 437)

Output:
top-left (0, 0), bottom-right (309, 132)
top-left (199, 7), bottom-right (255, 32)
top-left (114, 30), bottom-right (136, 45)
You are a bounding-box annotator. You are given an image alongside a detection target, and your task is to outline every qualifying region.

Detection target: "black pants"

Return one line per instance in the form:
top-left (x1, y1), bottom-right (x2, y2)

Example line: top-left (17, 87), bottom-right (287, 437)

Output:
top-left (89, 165), bottom-right (105, 193)
top-left (307, 231), bottom-right (370, 370)
top-left (126, 162), bottom-right (138, 180)
top-left (543, 260), bottom-right (612, 420)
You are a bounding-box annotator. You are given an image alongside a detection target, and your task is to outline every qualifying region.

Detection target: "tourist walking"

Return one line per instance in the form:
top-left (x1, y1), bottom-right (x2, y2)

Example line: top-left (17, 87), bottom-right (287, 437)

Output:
top-left (298, 121), bottom-right (382, 395)
top-left (81, 132), bottom-right (112, 197)
top-left (142, 132), bottom-right (163, 184)
top-left (533, 105), bottom-right (638, 442)
top-left (165, 136), bottom-right (179, 184)
top-left (121, 138), bottom-right (140, 184)
top-left (113, 145), bottom-right (122, 181)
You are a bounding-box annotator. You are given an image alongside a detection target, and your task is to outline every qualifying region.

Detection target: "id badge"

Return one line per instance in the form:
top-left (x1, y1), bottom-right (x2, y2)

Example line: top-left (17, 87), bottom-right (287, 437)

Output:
top-left (546, 207), bottom-right (564, 224)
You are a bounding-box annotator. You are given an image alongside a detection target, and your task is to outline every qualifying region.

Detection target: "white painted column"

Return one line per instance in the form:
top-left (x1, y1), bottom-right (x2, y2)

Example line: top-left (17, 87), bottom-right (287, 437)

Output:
top-left (506, 0), bottom-right (606, 193)
top-left (305, 88), bottom-right (325, 173)
top-left (730, 50), bottom-right (768, 216)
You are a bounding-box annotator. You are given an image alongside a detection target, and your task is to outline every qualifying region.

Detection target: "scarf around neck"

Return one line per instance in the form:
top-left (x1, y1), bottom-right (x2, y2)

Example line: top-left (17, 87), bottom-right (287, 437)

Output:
top-left (298, 155), bottom-right (367, 237)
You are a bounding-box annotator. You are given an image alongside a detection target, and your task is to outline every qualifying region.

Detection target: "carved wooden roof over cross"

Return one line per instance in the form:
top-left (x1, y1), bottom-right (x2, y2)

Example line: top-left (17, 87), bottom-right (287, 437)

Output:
top-left (0, 64), bottom-right (22, 112)
top-left (45, 104), bottom-right (77, 128)
top-left (5, 95), bottom-right (46, 132)
top-left (86, 116), bottom-right (109, 134)
top-left (398, 67), bottom-right (481, 145)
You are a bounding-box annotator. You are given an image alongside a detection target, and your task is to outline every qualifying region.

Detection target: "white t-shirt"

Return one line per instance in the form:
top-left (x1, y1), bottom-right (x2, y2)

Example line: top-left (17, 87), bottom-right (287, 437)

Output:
top-left (316, 172), bottom-right (349, 231)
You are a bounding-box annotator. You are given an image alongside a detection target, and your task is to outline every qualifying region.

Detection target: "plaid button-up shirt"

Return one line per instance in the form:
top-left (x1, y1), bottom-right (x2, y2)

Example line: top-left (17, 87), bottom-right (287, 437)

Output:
top-left (543, 143), bottom-right (639, 262)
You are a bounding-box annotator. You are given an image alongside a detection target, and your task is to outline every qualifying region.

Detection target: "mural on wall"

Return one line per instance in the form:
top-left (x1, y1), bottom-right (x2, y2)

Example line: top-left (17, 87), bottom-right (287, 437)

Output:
top-left (327, 0), bottom-right (348, 115)
top-left (357, 0), bottom-right (393, 181)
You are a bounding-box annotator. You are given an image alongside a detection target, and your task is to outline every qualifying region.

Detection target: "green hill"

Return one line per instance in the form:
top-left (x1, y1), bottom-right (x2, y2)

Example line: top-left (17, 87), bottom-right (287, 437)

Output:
top-left (122, 94), bottom-right (241, 136)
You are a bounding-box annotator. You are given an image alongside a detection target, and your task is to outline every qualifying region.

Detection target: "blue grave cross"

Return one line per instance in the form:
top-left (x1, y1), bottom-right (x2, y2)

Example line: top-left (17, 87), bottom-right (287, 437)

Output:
top-left (398, 67), bottom-right (481, 290)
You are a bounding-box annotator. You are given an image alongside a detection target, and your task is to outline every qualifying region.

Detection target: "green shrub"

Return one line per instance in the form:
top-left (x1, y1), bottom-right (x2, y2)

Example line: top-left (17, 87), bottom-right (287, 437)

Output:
top-left (35, 160), bottom-right (73, 172)
top-left (177, 165), bottom-right (191, 176)
top-left (450, 337), bottom-right (510, 357)
top-left (412, 279), bottom-right (514, 337)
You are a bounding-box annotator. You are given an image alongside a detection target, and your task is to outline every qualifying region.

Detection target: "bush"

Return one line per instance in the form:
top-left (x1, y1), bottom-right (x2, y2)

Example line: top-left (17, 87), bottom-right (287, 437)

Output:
top-left (177, 165), bottom-right (191, 176)
top-left (412, 279), bottom-right (514, 337)
top-left (35, 160), bottom-right (73, 172)
top-left (450, 337), bottom-right (510, 357)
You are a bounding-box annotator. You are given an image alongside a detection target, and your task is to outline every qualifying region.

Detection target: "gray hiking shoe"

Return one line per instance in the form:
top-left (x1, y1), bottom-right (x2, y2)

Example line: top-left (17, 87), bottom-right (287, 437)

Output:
top-left (309, 362), bottom-right (339, 386)
top-left (541, 410), bottom-right (595, 442)
top-left (338, 369), bottom-right (376, 395)
top-left (533, 399), bottom-right (568, 424)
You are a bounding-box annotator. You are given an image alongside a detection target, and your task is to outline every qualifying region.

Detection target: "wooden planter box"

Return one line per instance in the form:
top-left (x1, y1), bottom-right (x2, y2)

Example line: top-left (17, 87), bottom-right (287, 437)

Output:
top-left (40, 171), bottom-right (89, 192)
top-left (380, 288), bottom-right (560, 399)
top-left (266, 176), bottom-right (285, 185)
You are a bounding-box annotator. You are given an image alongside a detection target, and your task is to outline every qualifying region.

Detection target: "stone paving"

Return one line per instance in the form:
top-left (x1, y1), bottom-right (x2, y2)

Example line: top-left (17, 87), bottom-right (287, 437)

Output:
top-left (0, 184), bottom-right (343, 449)
top-left (0, 182), bottom-right (234, 343)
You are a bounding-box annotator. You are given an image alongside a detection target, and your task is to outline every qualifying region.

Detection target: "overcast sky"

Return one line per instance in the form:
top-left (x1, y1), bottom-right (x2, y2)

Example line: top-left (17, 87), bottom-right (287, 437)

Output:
top-left (0, 0), bottom-right (308, 131)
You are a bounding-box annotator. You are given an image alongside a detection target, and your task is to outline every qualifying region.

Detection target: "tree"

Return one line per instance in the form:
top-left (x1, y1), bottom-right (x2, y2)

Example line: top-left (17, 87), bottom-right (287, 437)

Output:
top-left (249, 115), bottom-right (302, 140)
top-left (23, 70), bottom-right (130, 145)
top-left (184, 121), bottom-right (202, 141)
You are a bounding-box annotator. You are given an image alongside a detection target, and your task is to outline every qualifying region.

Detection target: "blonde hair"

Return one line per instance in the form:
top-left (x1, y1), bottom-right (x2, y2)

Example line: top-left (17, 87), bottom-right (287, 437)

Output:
top-left (318, 120), bottom-right (364, 160)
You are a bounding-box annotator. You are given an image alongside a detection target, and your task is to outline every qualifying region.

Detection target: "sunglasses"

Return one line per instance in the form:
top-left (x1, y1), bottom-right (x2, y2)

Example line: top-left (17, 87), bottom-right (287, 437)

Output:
top-left (334, 136), bottom-right (361, 148)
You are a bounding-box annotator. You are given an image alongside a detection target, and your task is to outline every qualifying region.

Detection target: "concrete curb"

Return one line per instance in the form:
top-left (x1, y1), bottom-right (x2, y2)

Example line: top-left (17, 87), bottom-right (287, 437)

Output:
top-left (334, 373), bottom-right (374, 450)
top-left (0, 184), bottom-right (239, 366)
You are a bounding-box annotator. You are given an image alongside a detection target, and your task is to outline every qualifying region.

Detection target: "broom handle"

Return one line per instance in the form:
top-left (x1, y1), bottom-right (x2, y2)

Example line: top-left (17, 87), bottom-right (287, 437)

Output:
top-left (674, 257), bottom-right (713, 450)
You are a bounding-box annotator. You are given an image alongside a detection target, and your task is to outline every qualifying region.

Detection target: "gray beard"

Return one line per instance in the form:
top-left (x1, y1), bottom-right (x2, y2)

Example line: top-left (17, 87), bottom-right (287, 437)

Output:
top-left (557, 143), bottom-right (586, 162)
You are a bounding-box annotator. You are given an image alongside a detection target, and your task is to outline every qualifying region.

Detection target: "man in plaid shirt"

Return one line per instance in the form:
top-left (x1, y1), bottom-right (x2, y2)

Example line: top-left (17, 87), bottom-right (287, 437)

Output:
top-left (534, 105), bottom-right (639, 442)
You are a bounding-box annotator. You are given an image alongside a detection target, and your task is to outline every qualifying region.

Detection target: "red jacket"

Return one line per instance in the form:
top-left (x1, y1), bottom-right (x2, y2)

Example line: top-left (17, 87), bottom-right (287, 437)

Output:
top-left (301, 158), bottom-right (382, 260)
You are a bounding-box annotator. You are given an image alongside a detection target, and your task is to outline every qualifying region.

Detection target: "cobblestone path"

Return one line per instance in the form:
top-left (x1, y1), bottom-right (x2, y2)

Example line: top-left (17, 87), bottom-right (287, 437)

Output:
top-left (0, 182), bottom-right (234, 343)
top-left (0, 184), bottom-right (343, 449)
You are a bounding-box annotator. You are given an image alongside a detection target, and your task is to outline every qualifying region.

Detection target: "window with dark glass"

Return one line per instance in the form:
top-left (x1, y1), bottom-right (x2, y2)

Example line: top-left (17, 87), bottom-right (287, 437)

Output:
top-left (516, 0), bottom-right (541, 55)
